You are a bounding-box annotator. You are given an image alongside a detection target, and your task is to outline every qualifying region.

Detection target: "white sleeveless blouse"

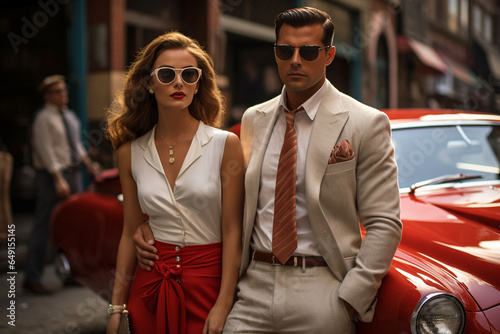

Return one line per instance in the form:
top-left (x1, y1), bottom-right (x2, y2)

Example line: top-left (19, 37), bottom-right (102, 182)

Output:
top-left (131, 121), bottom-right (229, 246)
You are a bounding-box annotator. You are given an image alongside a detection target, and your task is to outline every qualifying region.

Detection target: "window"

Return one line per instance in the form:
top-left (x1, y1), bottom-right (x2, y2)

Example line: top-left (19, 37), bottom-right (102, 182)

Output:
top-left (393, 125), bottom-right (500, 188)
top-left (448, 0), bottom-right (459, 33)
top-left (435, 0), bottom-right (444, 21)
top-left (472, 4), bottom-right (494, 42)
top-left (375, 35), bottom-right (389, 109)
top-left (460, 0), bottom-right (468, 36)
top-left (428, 0), bottom-right (436, 20)
top-left (484, 14), bottom-right (493, 42)
top-left (473, 5), bottom-right (482, 36)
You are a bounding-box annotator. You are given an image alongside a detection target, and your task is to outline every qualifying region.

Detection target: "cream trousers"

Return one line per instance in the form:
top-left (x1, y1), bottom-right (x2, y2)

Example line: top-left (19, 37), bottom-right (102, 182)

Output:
top-left (223, 258), bottom-right (356, 333)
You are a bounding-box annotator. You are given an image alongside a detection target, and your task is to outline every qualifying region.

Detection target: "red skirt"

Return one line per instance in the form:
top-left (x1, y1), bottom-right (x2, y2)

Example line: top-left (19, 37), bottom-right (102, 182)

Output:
top-left (127, 241), bottom-right (222, 334)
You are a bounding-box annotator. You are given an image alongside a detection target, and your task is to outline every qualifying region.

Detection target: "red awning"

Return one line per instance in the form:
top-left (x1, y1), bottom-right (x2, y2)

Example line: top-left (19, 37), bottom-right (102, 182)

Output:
top-left (407, 38), bottom-right (448, 74)
top-left (438, 53), bottom-right (478, 87)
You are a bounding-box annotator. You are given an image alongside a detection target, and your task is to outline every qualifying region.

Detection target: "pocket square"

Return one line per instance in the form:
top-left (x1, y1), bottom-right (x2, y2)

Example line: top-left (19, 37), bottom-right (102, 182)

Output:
top-left (328, 139), bottom-right (354, 164)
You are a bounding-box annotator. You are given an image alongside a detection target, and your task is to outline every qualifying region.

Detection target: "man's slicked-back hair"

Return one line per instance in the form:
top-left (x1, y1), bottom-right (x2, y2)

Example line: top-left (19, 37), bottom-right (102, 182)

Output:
top-left (275, 6), bottom-right (335, 46)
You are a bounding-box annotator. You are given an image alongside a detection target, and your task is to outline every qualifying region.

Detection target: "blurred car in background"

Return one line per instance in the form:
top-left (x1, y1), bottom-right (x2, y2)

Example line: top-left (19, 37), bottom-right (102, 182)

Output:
top-left (52, 109), bottom-right (500, 333)
top-left (52, 168), bottom-right (123, 298)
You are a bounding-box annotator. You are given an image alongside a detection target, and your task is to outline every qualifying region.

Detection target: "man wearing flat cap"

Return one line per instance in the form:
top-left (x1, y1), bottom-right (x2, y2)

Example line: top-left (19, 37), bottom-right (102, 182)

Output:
top-left (24, 75), bottom-right (98, 294)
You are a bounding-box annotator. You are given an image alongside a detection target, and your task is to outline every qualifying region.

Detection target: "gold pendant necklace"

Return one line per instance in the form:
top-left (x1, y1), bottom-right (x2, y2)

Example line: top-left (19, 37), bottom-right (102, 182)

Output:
top-left (158, 119), bottom-right (195, 164)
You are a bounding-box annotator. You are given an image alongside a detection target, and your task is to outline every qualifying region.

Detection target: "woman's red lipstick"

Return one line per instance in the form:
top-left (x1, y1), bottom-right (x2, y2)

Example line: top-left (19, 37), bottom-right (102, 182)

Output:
top-left (170, 92), bottom-right (186, 99)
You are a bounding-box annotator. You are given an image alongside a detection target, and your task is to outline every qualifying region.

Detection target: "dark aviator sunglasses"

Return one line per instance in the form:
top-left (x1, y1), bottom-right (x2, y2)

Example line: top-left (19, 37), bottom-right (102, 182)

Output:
top-left (274, 44), bottom-right (331, 62)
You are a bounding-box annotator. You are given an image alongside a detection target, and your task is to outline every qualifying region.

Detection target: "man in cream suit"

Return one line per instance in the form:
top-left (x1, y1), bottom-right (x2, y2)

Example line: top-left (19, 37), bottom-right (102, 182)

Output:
top-left (134, 7), bottom-right (402, 333)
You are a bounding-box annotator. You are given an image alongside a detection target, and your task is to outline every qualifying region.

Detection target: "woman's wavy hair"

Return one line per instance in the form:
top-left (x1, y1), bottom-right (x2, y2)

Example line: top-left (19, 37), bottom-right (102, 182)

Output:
top-left (106, 31), bottom-right (224, 151)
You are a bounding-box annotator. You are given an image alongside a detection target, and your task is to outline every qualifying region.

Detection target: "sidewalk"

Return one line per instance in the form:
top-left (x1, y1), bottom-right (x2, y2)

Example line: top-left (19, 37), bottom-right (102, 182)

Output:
top-left (0, 211), bottom-right (108, 333)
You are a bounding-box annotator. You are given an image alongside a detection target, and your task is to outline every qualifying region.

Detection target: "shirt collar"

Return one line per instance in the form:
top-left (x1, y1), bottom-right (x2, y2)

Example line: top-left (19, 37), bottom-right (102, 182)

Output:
top-left (278, 80), bottom-right (329, 120)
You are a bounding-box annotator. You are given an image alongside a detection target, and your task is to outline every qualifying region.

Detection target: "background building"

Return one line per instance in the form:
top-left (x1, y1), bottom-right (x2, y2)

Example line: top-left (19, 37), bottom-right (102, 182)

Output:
top-left (398, 0), bottom-right (500, 112)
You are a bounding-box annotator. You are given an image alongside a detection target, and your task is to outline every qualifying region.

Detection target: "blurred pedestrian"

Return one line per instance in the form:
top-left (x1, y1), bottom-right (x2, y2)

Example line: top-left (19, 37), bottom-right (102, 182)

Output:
top-left (105, 31), bottom-right (244, 334)
top-left (24, 75), bottom-right (99, 294)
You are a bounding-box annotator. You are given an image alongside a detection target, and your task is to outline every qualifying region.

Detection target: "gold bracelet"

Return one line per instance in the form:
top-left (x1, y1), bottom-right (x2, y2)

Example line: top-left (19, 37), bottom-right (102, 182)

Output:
top-left (107, 304), bottom-right (126, 315)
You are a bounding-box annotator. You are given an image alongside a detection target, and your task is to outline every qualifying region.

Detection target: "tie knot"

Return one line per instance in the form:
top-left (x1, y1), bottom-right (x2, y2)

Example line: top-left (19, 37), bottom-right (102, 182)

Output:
top-left (287, 106), bottom-right (302, 115)
top-left (285, 107), bottom-right (302, 126)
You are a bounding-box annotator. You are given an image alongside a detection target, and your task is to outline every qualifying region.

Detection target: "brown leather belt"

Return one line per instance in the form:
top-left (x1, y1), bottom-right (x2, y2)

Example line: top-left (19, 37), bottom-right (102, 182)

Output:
top-left (252, 250), bottom-right (328, 267)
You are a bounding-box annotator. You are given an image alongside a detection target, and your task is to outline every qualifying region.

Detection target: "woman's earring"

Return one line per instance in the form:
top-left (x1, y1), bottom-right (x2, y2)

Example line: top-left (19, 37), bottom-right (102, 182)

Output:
top-left (149, 88), bottom-right (154, 94)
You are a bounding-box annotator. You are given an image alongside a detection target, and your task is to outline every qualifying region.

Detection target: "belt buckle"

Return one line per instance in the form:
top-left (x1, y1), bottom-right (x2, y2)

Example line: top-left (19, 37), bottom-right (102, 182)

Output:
top-left (270, 255), bottom-right (281, 265)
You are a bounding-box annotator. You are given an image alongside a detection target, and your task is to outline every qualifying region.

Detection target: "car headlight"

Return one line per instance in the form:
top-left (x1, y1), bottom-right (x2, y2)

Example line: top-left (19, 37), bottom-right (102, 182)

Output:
top-left (411, 292), bottom-right (466, 334)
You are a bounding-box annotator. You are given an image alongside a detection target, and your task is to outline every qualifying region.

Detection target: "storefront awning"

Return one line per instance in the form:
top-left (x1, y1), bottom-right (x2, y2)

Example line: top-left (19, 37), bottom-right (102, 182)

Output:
top-left (407, 38), bottom-right (448, 74)
top-left (473, 37), bottom-right (500, 80)
top-left (439, 53), bottom-right (478, 87)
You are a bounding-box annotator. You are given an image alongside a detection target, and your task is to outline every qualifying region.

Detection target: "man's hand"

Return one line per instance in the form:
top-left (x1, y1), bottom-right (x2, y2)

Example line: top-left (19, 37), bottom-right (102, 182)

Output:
top-left (87, 161), bottom-right (101, 177)
top-left (53, 172), bottom-right (70, 197)
top-left (83, 156), bottom-right (100, 178)
top-left (133, 221), bottom-right (158, 271)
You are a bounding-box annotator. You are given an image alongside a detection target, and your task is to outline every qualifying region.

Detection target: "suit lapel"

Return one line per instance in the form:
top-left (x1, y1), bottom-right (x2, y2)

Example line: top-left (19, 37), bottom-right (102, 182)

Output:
top-left (242, 101), bottom-right (281, 269)
top-left (245, 100), bottom-right (281, 209)
top-left (305, 83), bottom-right (350, 281)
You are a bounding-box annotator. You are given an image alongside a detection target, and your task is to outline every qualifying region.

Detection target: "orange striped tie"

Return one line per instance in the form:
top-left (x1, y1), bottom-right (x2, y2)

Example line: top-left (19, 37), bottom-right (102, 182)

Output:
top-left (272, 107), bottom-right (301, 264)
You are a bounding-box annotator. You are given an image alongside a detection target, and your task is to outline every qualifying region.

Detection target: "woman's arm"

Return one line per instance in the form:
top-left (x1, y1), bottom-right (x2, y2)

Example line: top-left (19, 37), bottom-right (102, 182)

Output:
top-left (107, 142), bottom-right (147, 334)
top-left (203, 133), bottom-right (244, 334)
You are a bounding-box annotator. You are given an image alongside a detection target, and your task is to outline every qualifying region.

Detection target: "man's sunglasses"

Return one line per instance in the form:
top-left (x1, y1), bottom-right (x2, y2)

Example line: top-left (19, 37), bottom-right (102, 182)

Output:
top-left (274, 44), bottom-right (331, 61)
top-left (150, 66), bottom-right (202, 85)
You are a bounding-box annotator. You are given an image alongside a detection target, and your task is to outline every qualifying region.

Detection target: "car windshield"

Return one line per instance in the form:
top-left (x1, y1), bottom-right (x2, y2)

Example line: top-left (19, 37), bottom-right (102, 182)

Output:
top-left (392, 124), bottom-right (500, 189)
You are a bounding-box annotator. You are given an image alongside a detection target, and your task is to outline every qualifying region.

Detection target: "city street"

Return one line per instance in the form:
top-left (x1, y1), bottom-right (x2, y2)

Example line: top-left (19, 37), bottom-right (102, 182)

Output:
top-left (1, 213), bottom-right (108, 334)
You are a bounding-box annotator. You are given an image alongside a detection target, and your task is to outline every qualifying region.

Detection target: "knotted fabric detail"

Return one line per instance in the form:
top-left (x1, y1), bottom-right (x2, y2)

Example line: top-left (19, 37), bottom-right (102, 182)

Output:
top-left (139, 260), bottom-right (186, 334)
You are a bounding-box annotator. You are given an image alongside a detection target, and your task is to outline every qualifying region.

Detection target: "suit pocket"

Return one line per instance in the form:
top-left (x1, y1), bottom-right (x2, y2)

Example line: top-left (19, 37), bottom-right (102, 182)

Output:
top-left (325, 158), bottom-right (356, 175)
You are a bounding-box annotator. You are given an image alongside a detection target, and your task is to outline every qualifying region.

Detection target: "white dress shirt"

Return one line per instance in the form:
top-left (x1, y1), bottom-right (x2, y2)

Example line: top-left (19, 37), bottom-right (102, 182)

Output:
top-left (250, 81), bottom-right (329, 256)
top-left (31, 102), bottom-right (87, 173)
top-left (131, 122), bottom-right (229, 246)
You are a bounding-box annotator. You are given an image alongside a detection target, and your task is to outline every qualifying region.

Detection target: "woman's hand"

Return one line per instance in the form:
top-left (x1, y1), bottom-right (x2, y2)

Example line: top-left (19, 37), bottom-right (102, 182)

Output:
top-left (106, 313), bottom-right (121, 334)
top-left (202, 303), bottom-right (231, 334)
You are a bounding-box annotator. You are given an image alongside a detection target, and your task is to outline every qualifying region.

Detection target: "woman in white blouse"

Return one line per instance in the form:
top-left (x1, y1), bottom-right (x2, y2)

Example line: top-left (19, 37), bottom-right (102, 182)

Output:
top-left (106, 31), bottom-right (244, 334)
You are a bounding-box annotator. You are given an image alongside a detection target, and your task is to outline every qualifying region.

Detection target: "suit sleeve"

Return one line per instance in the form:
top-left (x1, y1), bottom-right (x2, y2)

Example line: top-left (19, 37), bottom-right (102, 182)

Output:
top-left (338, 111), bottom-right (402, 322)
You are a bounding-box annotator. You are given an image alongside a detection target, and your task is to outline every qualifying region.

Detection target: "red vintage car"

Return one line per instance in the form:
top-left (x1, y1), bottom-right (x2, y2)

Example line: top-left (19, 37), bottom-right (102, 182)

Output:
top-left (51, 109), bottom-right (500, 333)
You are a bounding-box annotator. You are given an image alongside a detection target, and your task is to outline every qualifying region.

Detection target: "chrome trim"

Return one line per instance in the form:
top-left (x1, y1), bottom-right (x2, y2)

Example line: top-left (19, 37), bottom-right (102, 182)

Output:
top-left (400, 180), bottom-right (500, 194)
top-left (411, 292), bottom-right (466, 334)
top-left (54, 252), bottom-right (72, 282)
top-left (391, 120), bottom-right (500, 130)
top-left (409, 173), bottom-right (483, 194)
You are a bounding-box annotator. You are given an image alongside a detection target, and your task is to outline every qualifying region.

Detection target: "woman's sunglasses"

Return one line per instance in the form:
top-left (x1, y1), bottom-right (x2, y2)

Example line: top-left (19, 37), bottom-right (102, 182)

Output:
top-left (274, 44), bottom-right (331, 61)
top-left (150, 66), bottom-right (202, 85)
